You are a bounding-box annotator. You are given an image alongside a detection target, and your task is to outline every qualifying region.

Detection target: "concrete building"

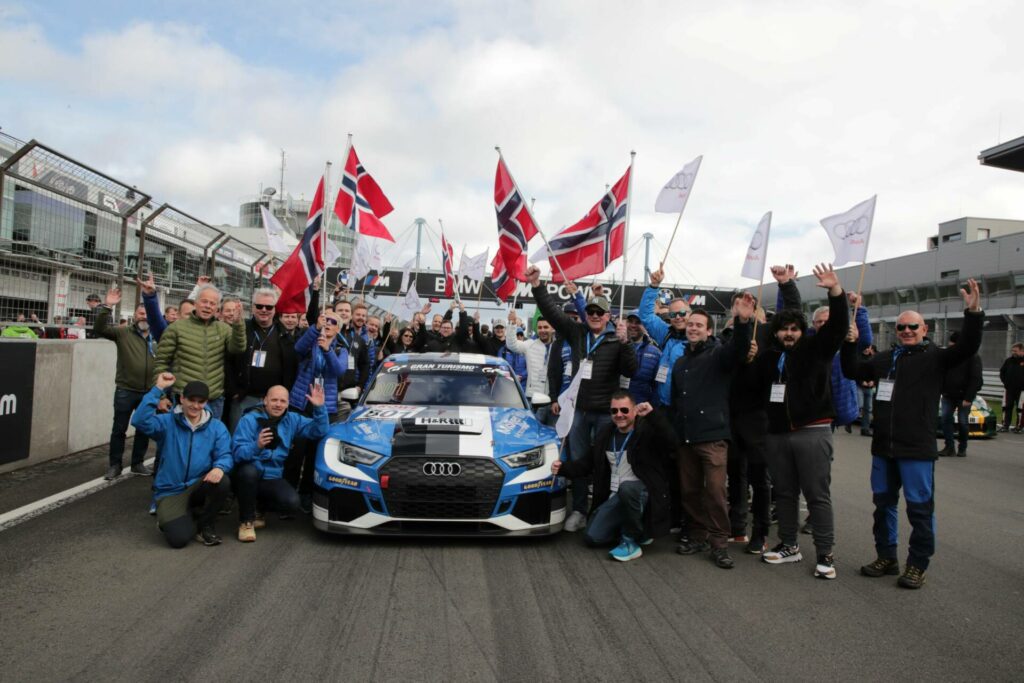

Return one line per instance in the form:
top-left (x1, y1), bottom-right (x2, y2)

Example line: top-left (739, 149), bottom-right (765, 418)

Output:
top-left (238, 193), bottom-right (355, 268)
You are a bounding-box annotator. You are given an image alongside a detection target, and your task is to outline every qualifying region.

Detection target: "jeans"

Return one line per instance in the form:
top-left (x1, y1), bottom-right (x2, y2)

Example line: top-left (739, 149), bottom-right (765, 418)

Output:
top-left (861, 387), bottom-right (874, 430)
top-left (871, 456), bottom-right (935, 570)
top-left (110, 388), bottom-right (150, 468)
top-left (206, 396), bottom-right (225, 422)
top-left (234, 462), bottom-right (302, 522)
top-left (566, 410), bottom-right (612, 514)
top-left (678, 441), bottom-right (730, 549)
top-left (156, 477), bottom-right (232, 548)
top-left (940, 397), bottom-right (969, 450)
top-left (533, 404), bottom-right (556, 427)
top-left (765, 426), bottom-right (835, 555)
top-left (227, 394), bottom-right (264, 434)
top-left (583, 480), bottom-right (648, 545)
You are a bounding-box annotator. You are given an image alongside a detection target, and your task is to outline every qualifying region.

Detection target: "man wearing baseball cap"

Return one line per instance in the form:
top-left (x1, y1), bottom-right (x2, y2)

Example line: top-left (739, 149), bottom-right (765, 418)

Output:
top-left (132, 374), bottom-right (233, 548)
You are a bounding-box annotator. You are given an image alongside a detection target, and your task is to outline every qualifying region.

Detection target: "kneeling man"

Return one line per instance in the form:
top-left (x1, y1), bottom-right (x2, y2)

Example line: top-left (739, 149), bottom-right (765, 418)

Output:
top-left (551, 391), bottom-right (678, 561)
top-left (232, 384), bottom-right (329, 542)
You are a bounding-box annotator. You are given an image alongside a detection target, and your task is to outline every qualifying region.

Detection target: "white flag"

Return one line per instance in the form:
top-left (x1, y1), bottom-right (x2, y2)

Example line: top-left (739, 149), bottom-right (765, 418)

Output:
top-left (459, 248), bottom-right (489, 283)
top-left (324, 237), bottom-right (341, 266)
top-left (529, 243), bottom-right (548, 264)
top-left (740, 212), bottom-right (772, 281)
top-left (260, 205), bottom-right (294, 253)
top-left (654, 155), bottom-right (703, 214)
top-left (555, 370), bottom-right (584, 439)
top-left (820, 195), bottom-right (876, 267)
top-left (399, 257), bottom-right (415, 294)
top-left (396, 284), bottom-right (422, 321)
top-left (350, 234), bottom-right (383, 280)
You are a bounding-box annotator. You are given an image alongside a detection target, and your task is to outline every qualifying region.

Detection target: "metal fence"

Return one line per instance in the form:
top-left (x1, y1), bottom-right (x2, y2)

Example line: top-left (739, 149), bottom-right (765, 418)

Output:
top-left (0, 133), bottom-right (282, 332)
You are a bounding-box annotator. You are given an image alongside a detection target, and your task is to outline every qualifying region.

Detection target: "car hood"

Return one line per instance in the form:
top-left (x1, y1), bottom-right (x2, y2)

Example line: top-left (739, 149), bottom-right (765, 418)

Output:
top-left (329, 404), bottom-right (556, 458)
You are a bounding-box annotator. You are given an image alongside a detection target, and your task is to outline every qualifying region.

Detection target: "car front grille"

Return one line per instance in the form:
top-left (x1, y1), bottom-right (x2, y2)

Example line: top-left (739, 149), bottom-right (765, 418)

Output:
top-left (380, 457), bottom-right (504, 519)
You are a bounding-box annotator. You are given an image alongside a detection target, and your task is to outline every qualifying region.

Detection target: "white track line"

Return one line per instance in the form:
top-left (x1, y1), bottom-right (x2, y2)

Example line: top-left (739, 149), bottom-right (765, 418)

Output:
top-left (0, 456), bottom-right (156, 532)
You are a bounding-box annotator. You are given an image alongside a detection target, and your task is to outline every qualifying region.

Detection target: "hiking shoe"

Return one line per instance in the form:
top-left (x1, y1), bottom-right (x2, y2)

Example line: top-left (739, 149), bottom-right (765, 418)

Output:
top-left (762, 543), bottom-right (802, 564)
top-left (130, 463), bottom-right (153, 476)
top-left (676, 539), bottom-right (710, 555)
top-left (745, 537), bottom-right (767, 555)
top-left (728, 534), bottom-right (750, 544)
top-left (956, 448), bottom-right (967, 457)
top-left (711, 547), bottom-right (735, 569)
top-left (609, 537), bottom-right (642, 562)
top-left (195, 527), bottom-right (222, 546)
top-left (937, 444), bottom-right (955, 458)
top-left (860, 557), bottom-right (900, 577)
top-left (898, 565), bottom-right (926, 589)
top-left (814, 554), bottom-right (837, 580)
top-left (238, 522), bottom-right (256, 543)
top-left (563, 511), bottom-right (587, 532)
top-left (253, 513), bottom-right (266, 530)
top-left (104, 465), bottom-right (121, 481)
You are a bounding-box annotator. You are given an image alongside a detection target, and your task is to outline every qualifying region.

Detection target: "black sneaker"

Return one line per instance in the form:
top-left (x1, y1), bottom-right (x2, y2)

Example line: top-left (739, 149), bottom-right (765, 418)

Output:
top-left (103, 465), bottom-right (121, 481)
top-left (195, 527), bottom-right (222, 546)
top-left (676, 539), bottom-right (710, 555)
top-left (130, 463), bottom-right (153, 476)
top-left (860, 557), bottom-right (900, 577)
top-left (744, 537), bottom-right (767, 555)
top-left (710, 547), bottom-right (734, 569)
top-left (897, 564), bottom-right (926, 589)
top-left (860, 427), bottom-right (873, 437)
top-left (956, 448), bottom-right (967, 457)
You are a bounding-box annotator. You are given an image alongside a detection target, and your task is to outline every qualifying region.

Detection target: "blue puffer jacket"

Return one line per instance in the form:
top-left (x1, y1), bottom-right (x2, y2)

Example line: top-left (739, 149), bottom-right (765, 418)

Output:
top-left (498, 344), bottom-right (528, 386)
top-left (131, 385), bottom-right (233, 500)
top-left (809, 305), bottom-right (873, 425)
top-left (232, 404), bottom-right (329, 480)
top-left (628, 336), bottom-right (662, 406)
top-left (639, 287), bottom-right (688, 407)
top-left (290, 325), bottom-right (348, 414)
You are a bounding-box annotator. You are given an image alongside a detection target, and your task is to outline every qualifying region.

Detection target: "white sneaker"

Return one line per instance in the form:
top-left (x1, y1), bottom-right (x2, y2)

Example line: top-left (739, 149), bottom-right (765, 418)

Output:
top-left (762, 542), bottom-right (802, 564)
top-left (564, 511), bottom-right (586, 532)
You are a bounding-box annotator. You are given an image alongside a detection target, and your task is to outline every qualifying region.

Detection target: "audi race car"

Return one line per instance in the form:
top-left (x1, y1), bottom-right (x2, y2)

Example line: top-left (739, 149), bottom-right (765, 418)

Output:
top-left (935, 396), bottom-right (998, 439)
top-left (311, 353), bottom-right (567, 536)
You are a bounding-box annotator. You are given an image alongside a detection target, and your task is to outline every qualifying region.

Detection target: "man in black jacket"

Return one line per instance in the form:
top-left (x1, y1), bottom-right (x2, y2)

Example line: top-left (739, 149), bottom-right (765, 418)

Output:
top-left (841, 280), bottom-right (983, 589)
top-left (938, 331), bottom-right (983, 457)
top-left (528, 265), bottom-right (637, 532)
top-left (998, 343), bottom-right (1024, 432)
top-left (673, 295), bottom-right (755, 569)
top-left (552, 392), bottom-right (678, 561)
top-left (752, 264), bottom-right (847, 580)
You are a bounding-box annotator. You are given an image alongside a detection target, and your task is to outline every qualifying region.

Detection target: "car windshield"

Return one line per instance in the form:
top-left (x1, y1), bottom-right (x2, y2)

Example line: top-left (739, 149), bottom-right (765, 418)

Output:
top-left (364, 365), bottom-right (525, 408)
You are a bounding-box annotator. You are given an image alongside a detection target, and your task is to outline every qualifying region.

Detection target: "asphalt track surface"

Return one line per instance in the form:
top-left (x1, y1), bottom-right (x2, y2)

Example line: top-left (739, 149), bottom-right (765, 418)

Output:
top-left (1, 432), bottom-right (1021, 682)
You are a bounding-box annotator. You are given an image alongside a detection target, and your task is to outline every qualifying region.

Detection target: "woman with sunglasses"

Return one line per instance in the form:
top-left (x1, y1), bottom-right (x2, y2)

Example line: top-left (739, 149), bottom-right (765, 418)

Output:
top-left (387, 326), bottom-right (417, 355)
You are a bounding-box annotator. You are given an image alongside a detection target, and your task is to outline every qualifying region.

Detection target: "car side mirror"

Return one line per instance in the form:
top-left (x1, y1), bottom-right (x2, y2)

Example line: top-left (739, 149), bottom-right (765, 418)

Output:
top-left (531, 393), bottom-right (551, 407)
top-left (339, 388), bottom-right (361, 402)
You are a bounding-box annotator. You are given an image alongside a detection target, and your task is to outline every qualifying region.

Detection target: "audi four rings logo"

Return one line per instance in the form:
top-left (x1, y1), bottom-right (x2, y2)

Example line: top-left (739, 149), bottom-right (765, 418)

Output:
top-left (422, 462), bottom-right (462, 476)
top-left (832, 217), bottom-right (870, 239)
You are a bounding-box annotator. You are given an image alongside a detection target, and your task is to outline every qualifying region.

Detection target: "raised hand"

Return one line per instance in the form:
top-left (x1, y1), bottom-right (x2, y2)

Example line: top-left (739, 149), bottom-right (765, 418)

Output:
top-left (812, 263), bottom-right (841, 295)
top-left (197, 275), bottom-right (212, 286)
top-left (746, 340), bottom-right (758, 363)
top-left (525, 265), bottom-right (541, 287)
top-left (155, 372), bottom-right (176, 390)
top-left (649, 267), bottom-right (665, 287)
top-left (615, 319), bottom-right (628, 343)
top-left (635, 401), bottom-right (653, 416)
top-left (847, 291), bottom-right (862, 309)
top-left (592, 283), bottom-right (605, 297)
top-left (508, 310), bottom-right (517, 324)
top-left (419, 302), bottom-right (432, 315)
top-left (105, 287), bottom-right (122, 306)
top-left (136, 273), bottom-right (156, 296)
top-left (565, 281), bottom-right (578, 295)
top-left (961, 278), bottom-right (981, 312)
top-left (845, 322), bottom-right (859, 343)
top-left (306, 383), bottom-right (325, 407)
top-left (317, 333), bottom-right (330, 351)
top-left (734, 292), bottom-right (755, 322)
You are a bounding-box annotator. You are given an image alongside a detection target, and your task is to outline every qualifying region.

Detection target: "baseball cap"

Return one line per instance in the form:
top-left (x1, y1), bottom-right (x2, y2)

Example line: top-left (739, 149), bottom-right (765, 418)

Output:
top-left (562, 302), bottom-right (578, 315)
top-left (493, 322), bottom-right (505, 329)
top-left (626, 309), bottom-right (641, 321)
top-left (586, 295), bottom-right (610, 313)
top-left (182, 381), bottom-right (210, 401)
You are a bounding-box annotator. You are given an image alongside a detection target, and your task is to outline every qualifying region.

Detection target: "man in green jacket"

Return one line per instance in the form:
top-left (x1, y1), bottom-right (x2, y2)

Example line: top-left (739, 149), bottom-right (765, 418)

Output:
top-left (95, 286), bottom-right (158, 480)
top-left (154, 283), bottom-right (246, 422)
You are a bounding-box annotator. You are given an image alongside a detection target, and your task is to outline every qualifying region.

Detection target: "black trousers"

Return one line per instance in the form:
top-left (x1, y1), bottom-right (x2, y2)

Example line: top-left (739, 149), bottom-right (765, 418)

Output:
top-left (234, 462), bottom-right (301, 522)
top-left (727, 411), bottom-right (773, 538)
top-left (158, 478), bottom-right (232, 549)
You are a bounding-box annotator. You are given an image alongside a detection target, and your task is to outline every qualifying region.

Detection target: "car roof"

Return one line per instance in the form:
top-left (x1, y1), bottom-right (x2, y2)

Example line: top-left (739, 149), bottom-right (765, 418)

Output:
top-left (385, 352), bottom-right (512, 369)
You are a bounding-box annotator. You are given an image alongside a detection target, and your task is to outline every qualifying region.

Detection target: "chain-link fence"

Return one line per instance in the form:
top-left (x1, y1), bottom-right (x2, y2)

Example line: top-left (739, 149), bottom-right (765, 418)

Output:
top-left (0, 133), bottom-right (280, 336)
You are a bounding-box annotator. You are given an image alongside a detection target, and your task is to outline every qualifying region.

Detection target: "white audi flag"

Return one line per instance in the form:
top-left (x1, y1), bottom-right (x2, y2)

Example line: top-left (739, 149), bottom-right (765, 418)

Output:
top-left (396, 283), bottom-right (422, 321)
top-left (654, 155), bottom-right (703, 214)
top-left (349, 234), bottom-right (382, 280)
top-left (260, 205), bottom-right (296, 254)
top-left (399, 257), bottom-right (415, 294)
top-left (821, 195), bottom-right (876, 267)
top-left (555, 369), bottom-right (584, 439)
top-left (740, 212), bottom-right (772, 281)
top-left (459, 248), bottom-right (489, 283)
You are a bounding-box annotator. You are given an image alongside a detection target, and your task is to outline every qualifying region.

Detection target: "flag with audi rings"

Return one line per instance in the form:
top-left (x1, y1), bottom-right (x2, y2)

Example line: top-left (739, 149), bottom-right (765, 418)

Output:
top-left (654, 155), bottom-right (703, 214)
top-left (740, 211), bottom-right (772, 281)
top-left (821, 195), bottom-right (876, 267)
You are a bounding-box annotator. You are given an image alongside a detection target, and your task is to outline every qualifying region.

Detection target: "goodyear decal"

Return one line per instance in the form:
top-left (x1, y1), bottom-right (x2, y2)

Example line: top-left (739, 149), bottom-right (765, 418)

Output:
top-left (328, 475), bottom-right (362, 489)
top-left (521, 478), bottom-right (554, 492)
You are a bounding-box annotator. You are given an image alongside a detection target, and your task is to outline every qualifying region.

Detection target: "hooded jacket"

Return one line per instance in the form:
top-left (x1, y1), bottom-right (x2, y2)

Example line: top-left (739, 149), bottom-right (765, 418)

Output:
top-left (131, 385), bottom-right (233, 500)
top-left (232, 404), bottom-right (329, 479)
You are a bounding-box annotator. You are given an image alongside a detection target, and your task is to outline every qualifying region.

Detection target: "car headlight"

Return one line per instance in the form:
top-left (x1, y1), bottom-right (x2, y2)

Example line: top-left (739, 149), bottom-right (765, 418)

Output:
top-left (501, 447), bottom-right (544, 470)
top-left (340, 443), bottom-right (383, 466)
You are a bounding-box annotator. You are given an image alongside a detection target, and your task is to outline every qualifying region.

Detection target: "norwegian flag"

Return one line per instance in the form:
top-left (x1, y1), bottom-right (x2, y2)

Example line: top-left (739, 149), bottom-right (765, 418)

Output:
top-left (441, 232), bottom-right (456, 298)
top-left (333, 145), bottom-right (396, 242)
top-left (494, 157), bottom-right (539, 281)
top-left (271, 176), bottom-right (330, 313)
top-left (490, 251), bottom-right (516, 302)
top-left (547, 167), bottom-right (630, 283)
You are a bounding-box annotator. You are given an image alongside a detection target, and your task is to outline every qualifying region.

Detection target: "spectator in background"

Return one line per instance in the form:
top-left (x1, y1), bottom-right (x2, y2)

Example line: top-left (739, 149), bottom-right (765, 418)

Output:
top-left (998, 342), bottom-right (1024, 433)
top-left (504, 310), bottom-right (557, 422)
top-left (178, 300), bottom-right (195, 319)
top-left (2, 319), bottom-right (39, 338)
top-left (85, 293), bottom-right (102, 338)
top-left (164, 306), bottom-right (179, 323)
top-left (132, 374), bottom-right (233, 548)
top-left (939, 331), bottom-right (983, 457)
top-left (809, 292), bottom-right (873, 432)
top-left (153, 283), bottom-right (246, 420)
top-left (623, 311), bottom-right (661, 407)
top-left (858, 345), bottom-right (878, 437)
top-left (481, 321), bottom-right (528, 385)
top-left (279, 312), bottom-right (300, 341)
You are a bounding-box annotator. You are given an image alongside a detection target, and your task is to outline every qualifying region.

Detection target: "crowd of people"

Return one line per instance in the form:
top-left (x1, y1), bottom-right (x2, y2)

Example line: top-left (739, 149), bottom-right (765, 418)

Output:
top-left (26, 262), bottom-right (1003, 590)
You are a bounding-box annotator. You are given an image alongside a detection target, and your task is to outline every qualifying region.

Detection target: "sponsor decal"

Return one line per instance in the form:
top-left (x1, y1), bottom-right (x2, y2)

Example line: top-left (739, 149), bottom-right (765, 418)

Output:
top-left (521, 478), bottom-right (554, 492)
top-left (414, 417), bottom-right (473, 426)
top-left (328, 475), bottom-right (362, 488)
top-left (495, 414), bottom-right (529, 438)
top-left (386, 363), bottom-right (478, 373)
top-left (356, 405), bottom-right (425, 420)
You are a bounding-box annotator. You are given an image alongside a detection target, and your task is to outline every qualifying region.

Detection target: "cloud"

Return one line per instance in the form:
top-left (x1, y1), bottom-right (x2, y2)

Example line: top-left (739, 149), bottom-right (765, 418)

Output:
top-left (2, 1), bottom-right (1024, 290)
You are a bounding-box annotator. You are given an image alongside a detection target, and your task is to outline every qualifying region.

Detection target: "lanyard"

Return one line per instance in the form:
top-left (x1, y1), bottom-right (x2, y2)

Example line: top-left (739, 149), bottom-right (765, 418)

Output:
top-left (611, 430), bottom-right (633, 469)
top-left (776, 352), bottom-right (787, 382)
top-left (586, 333), bottom-right (608, 358)
top-left (252, 325), bottom-right (276, 351)
top-left (145, 335), bottom-right (155, 358)
top-left (543, 341), bottom-right (551, 366)
top-left (888, 347), bottom-right (906, 379)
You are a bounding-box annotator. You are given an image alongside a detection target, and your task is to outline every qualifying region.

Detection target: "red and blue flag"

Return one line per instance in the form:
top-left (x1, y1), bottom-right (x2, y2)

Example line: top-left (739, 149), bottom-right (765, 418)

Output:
top-left (271, 176), bottom-right (330, 313)
top-left (494, 157), bottom-right (538, 282)
top-left (334, 145), bottom-right (395, 242)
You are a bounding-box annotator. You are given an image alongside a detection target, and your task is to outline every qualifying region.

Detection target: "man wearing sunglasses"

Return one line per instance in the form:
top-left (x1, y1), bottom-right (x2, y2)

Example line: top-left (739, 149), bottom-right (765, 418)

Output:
top-left (226, 289), bottom-right (297, 432)
top-left (528, 265), bottom-right (636, 533)
top-left (841, 279), bottom-right (983, 589)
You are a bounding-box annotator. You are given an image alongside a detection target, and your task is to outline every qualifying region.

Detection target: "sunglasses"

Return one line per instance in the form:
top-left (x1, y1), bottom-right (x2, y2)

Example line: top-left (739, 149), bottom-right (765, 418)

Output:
top-left (585, 309), bottom-right (606, 317)
top-left (324, 318), bottom-right (340, 326)
top-left (402, 333), bottom-right (413, 338)
top-left (896, 323), bottom-right (920, 332)
top-left (668, 311), bottom-right (687, 319)
top-left (609, 406), bottom-right (631, 415)
top-left (254, 303), bottom-right (275, 311)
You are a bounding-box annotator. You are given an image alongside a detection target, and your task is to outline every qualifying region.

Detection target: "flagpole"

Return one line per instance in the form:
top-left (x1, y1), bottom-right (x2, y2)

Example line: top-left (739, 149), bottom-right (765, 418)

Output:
top-left (752, 277), bottom-right (765, 339)
top-left (495, 146), bottom-right (570, 283)
top-left (456, 243), bottom-right (466, 307)
top-left (660, 156), bottom-right (703, 267)
top-left (855, 195), bottom-right (877, 302)
top-left (320, 160), bottom-right (332, 316)
top-left (620, 151), bottom-right (636, 316)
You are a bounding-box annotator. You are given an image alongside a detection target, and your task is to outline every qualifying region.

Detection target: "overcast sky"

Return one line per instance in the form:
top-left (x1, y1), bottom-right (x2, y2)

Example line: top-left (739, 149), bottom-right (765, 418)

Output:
top-left (2, 0), bottom-right (1023, 288)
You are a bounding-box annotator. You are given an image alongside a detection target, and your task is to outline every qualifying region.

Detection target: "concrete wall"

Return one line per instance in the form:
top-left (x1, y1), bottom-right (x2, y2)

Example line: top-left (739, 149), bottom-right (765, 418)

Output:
top-left (0, 339), bottom-right (121, 475)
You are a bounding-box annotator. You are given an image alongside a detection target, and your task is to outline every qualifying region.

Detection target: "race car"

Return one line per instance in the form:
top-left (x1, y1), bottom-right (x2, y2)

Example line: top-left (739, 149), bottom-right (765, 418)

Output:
top-left (311, 352), bottom-right (567, 536)
top-left (935, 396), bottom-right (998, 439)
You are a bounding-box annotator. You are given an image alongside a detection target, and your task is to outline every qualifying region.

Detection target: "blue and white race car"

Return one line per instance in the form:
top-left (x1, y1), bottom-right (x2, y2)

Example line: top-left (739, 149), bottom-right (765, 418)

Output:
top-left (312, 352), bottom-right (567, 536)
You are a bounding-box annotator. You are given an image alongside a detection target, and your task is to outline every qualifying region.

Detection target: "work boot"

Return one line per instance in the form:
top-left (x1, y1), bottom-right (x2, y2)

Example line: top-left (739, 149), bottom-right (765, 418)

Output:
top-left (897, 564), bottom-right (926, 589)
top-left (710, 547), bottom-right (735, 569)
top-left (195, 527), bottom-right (222, 546)
top-left (860, 557), bottom-right (900, 577)
top-left (937, 444), bottom-right (955, 458)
